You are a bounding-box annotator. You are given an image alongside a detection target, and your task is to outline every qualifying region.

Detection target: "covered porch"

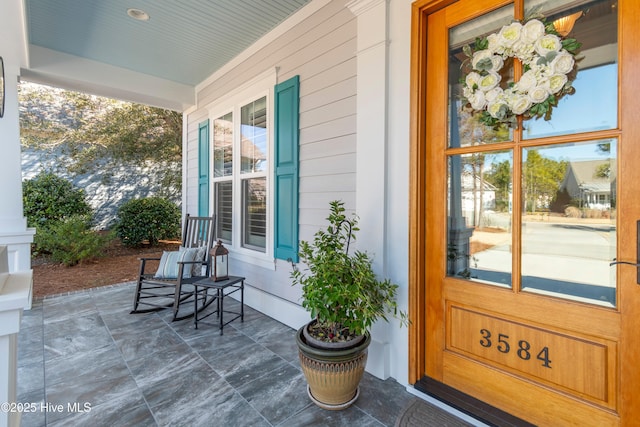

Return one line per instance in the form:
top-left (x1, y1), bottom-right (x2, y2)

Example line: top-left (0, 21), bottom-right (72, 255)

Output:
top-left (17, 283), bottom-right (474, 426)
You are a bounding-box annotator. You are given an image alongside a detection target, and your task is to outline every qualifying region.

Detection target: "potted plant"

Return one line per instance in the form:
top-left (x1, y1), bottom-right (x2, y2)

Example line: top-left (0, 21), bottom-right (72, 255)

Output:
top-left (291, 200), bottom-right (407, 410)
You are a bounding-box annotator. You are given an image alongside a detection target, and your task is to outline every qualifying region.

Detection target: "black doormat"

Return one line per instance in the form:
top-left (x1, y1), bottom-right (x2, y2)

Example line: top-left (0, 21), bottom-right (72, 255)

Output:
top-left (395, 398), bottom-right (475, 427)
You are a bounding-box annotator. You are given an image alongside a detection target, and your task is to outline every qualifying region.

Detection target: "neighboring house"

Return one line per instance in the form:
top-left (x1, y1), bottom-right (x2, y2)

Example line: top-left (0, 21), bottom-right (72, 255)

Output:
top-left (460, 170), bottom-right (497, 225)
top-left (1, 0), bottom-right (639, 425)
top-left (560, 159), bottom-right (616, 210)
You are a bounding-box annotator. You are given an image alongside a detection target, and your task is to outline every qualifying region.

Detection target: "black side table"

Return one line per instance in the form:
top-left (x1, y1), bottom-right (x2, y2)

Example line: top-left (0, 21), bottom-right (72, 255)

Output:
top-left (193, 276), bottom-right (245, 334)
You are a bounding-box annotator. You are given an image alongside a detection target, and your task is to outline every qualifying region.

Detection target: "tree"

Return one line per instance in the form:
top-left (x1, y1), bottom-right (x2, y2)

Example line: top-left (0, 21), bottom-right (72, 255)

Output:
top-left (595, 141), bottom-right (612, 179)
top-left (485, 159), bottom-right (511, 212)
top-left (19, 82), bottom-right (182, 197)
top-left (522, 151), bottom-right (567, 213)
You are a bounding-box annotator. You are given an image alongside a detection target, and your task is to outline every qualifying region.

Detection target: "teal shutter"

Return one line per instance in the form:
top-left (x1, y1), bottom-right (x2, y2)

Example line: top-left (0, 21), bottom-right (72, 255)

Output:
top-left (198, 120), bottom-right (210, 217)
top-left (274, 76), bottom-right (300, 262)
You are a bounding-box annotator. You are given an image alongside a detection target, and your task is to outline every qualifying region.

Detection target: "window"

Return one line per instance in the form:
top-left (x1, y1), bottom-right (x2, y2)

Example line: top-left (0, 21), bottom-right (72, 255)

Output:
top-left (206, 70), bottom-right (298, 267)
top-left (212, 93), bottom-right (269, 255)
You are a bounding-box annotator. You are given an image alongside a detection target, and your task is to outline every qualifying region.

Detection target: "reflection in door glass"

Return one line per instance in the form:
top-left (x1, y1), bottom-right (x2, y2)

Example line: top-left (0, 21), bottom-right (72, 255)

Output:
top-left (523, 0), bottom-right (618, 138)
top-left (448, 4), bottom-right (514, 148)
top-left (448, 152), bottom-right (513, 287)
top-left (521, 141), bottom-right (617, 306)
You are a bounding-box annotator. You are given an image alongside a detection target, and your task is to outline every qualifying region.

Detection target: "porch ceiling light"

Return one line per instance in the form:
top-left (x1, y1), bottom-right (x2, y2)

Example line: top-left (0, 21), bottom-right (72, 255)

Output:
top-left (553, 11), bottom-right (582, 37)
top-left (127, 8), bottom-right (150, 21)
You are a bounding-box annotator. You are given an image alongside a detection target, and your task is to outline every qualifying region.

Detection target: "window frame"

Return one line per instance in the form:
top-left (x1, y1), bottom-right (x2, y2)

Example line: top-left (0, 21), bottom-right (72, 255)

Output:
top-left (207, 70), bottom-right (276, 270)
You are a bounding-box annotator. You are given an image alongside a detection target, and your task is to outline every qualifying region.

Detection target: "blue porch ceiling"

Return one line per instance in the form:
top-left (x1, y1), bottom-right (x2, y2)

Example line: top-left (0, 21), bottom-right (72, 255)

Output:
top-left (25, 0), bottom-right (312, 86)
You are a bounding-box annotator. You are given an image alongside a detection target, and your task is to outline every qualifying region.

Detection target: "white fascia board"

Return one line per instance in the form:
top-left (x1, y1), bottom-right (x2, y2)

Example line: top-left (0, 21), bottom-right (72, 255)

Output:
top-left (22, 46), bottom-right (195, 111)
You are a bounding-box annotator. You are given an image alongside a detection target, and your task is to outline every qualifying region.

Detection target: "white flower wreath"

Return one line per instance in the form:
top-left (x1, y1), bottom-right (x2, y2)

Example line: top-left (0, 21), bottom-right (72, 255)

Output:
top-left (461, 17), bottom-right (582, 128)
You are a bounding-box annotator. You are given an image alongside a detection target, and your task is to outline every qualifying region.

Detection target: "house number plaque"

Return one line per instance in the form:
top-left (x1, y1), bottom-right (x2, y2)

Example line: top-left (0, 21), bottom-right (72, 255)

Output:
top-left (447, 305), bottom-right (614, 403)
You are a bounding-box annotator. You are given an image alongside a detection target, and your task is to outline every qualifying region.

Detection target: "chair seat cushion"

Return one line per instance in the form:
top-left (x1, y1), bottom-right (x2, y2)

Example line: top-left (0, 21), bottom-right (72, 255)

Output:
top-left (154, 248), bottom-right (199, 279)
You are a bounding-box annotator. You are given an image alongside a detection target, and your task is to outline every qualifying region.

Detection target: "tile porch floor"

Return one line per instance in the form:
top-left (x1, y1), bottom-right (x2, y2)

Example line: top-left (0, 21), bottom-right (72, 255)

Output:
top-left (17, 282), bottom-right (476, 426)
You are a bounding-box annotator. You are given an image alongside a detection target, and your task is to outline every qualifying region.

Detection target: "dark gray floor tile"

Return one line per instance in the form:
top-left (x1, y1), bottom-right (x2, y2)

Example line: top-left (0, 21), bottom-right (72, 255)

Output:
top-left (185, 326), bottom-right (254, 356)
top-left (127, 342), bottom-right (208, 389)
top-left (43, 314), bottom-right (113, 360)
top-left (192, 394), bottom-right (270, 427)
top-left (17, 362), bottom-right (44, 397)
top-left (102, 311), bottom-right (166, 335)
top-left (191, 331), bottom-right (289, 388)
top-left (19, 414), bottom-right (46, 427)
top-left (223, 346), bottom-right (290, 389)
top-left (91, 284), bottom-right (138, 315)
top-left (45, 373), bottom-right (141, 424)
top-left (15, 387), bottom-right (45, 427)
top-left (112, 324), bottom-right (184, 362)
top-left (236, 363), bottom-right (310, 425)
top-left (356, 374), bottom-right (416, 427)
top-left (230, 306), bottom-right (287, 339)
top-left (47, 393), bottom-right (155, 427)
top-left (18, 325), bottom-right (44, 367)
top-left (15, 282), bottom-right (473, 427)
top-left (43, 311), bottom-right (104, 332)
top-left (168, 314), bottom-right (219, 341)
top-left (245, 321), bottom-right (300, 362)
top-left (20, 305), bottom-right (43, 330)
top-left (45, 343), bottom-right (129, 387)
top-left (280, 402), bottom-right (384, 427)
top-left (140, 358), bottom-right (261, 427)
top-left (42, 294), bottom-right (96, 322)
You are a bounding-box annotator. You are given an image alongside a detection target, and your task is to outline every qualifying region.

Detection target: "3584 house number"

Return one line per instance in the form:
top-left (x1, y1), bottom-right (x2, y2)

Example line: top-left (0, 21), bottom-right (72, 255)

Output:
top-left (479, 328), bottom-right (552, 368)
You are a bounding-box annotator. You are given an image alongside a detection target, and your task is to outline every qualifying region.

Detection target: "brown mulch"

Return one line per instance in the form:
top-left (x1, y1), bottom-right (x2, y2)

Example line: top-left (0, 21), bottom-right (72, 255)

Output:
top-left (32, 239), bottom-right (180, 298)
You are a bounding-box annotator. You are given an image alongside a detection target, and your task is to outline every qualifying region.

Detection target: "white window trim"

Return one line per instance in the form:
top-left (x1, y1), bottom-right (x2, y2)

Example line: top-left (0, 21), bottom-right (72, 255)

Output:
top-left (207, 69), bottom-right (277, 271)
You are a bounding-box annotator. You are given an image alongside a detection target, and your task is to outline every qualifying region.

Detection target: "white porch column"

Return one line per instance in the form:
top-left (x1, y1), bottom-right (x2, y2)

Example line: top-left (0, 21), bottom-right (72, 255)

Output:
top-left (0, 4), bottom-right (36, 426)
top-left (347, 0), bottom-right (392, 379)
top-left (0, 0), bottom-right (35, 273)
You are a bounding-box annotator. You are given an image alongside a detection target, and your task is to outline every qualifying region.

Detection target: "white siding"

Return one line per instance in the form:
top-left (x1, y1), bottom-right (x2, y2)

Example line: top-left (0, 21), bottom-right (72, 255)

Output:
top-left (185, 0), bottom-right (357, 324)
top-left (184, 109), bottom-right (209, 217)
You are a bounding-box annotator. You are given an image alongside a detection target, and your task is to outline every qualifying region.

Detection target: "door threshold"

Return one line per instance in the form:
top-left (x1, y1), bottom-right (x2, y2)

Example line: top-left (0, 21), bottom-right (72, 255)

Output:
top-left (406, 385), bottom-right (492, 427)
top-left (413, 377), bottom-right (535, 427)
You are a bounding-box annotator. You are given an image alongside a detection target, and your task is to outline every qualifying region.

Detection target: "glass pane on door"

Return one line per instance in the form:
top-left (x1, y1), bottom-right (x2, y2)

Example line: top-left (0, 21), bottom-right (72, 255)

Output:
top-left (521, 140), bottom-right (617, 306)
top-left (448, 151), bottom-right (513, 287)
top-left (448, 4), bottom-right (514, 148)
top-left (522, 0), bottom-right (618, 139)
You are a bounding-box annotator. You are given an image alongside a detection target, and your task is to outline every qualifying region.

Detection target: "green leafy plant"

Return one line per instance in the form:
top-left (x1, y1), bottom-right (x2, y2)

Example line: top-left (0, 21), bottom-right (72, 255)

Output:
top-left (23, 171), bottom-right (93, 228)
top-left (34, 215), bottom-right (112, 266)
top-left (115, 197), bottom-right (181, 247)
top-left (291, 200), bottom-right (407, 343)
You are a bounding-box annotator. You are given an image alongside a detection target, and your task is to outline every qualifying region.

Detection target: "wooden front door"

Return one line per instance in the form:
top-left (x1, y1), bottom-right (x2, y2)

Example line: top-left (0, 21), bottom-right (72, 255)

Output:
top-left (409, 0), bottom-right (640, 425)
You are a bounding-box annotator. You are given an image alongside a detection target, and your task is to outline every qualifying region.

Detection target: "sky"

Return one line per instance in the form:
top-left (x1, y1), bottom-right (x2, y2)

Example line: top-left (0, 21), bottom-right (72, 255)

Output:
top-left (523, 63), bottom-right (618, 146)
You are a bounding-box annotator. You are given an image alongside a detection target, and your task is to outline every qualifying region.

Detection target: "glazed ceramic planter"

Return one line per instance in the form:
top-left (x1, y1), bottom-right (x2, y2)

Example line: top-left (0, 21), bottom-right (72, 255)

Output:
top-left (296, 323), bottom-right (371, 410)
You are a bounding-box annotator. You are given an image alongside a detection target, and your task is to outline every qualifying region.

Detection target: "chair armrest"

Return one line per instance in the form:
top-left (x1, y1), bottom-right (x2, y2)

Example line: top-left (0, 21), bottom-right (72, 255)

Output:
top-left (138, 257), bottom-right (162, 276)
top-left (138, 257), bottom-right (161, 261)
top-left (176, 260), bottom-right (203, 265)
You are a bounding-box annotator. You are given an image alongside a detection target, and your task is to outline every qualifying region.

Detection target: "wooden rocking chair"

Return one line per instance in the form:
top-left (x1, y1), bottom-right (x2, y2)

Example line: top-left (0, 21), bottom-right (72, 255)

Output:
top-left (131, 214), bottom-right (217, 321)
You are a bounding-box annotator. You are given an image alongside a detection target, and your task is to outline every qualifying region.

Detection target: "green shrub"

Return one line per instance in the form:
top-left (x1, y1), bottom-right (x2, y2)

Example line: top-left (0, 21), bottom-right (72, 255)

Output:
top-left (115, 197), bottom-right (181, 247)
top-left (23, 172), bottom-right (93, 228)
top-left (34, 215), bottom-right (112, 266)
